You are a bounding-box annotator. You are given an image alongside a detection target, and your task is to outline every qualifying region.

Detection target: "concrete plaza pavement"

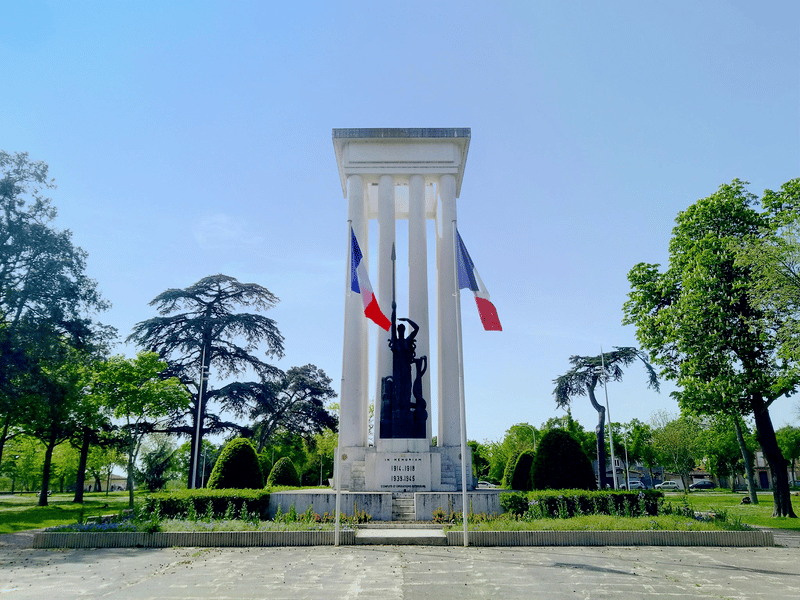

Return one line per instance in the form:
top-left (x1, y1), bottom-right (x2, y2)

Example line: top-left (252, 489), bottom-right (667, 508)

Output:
top-left (1, 541), bottom-right (799, 599)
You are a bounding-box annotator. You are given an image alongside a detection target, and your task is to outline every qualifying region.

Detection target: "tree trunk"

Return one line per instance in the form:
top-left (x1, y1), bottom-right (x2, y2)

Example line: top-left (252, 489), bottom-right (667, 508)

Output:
top-left (0, 413), bottom-right (10, 469)
top-left (38, 434), bottom-right (57, 507)
top-left (750, 393), bottom-right (796, 517)
top-left (127, 434), bottom-right (138, 509)
top-left (73, 428), bottom-right (91, 503)
top-left (732, 416), bottom-right (758, 504)
top-left (586, 381), bottom-right (608, 489)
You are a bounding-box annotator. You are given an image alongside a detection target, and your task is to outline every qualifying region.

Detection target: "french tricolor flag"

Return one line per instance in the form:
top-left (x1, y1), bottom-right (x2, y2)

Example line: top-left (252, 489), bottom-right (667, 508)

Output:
top-left (350, 228), bottom-right (391, 331)
top-left (456, 230), bottom-right (502, 331)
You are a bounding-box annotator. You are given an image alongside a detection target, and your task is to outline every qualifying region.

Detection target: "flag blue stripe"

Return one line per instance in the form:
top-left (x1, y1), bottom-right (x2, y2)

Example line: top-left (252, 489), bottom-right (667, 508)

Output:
top-left (350, 228), bottom-right (362, 294)
top-left (456, 230), bottom-right (479, 292)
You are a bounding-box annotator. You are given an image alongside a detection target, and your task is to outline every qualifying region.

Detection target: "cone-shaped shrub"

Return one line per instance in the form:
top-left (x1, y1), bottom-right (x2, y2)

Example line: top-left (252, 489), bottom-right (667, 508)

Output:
top-left (531, 429), bottom-right (596, 490)
top-left (207, 438), bottom-right (264, 489)
top-left (267, 456), bottom-right (301, 487)
top-left (510, 449), bottom-right (536, 491)
top-left (501, 449), bottom-right (522, 488)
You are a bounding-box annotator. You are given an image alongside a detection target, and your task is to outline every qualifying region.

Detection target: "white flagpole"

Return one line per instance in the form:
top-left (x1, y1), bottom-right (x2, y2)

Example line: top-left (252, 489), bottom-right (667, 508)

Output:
top-left (452, 222), bottom-right (469, 547)
top-left (336, 221), bottom-right (353, 546)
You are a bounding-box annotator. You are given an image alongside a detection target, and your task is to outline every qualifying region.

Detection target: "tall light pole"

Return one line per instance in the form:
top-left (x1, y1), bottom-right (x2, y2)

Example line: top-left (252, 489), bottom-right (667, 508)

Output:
top-left (517, 423), bottom-right (537, 452)
top-left (190, 347), bottom-right (208, 490)
top-left (623, 433), bottom-right (630, 490)
top-left (600, 349), bottom-right (617, 490)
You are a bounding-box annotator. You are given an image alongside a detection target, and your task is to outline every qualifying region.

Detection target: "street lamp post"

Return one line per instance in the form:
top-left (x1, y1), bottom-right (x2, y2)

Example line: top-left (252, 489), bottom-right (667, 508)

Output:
top-left (190, 347), bottom-right (209, 490)
top-left (517, 423), bottom-right (537, 452)
top-left (623, 434), bottom-right (630, 490)
top-left (599, 350), bottom-right (617, 490)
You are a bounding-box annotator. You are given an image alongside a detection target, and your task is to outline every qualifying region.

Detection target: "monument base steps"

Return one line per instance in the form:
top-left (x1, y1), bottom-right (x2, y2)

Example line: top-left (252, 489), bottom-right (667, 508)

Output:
top-left (391, 492), bottom-right (416, 521)
top-left (355, 522), bottom-right (448, 546)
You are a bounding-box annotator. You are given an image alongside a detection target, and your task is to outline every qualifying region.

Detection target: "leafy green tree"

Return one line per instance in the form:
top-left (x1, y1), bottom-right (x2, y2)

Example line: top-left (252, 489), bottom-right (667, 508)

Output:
top-left (230, 364), bottom-right (338, 453)
top-left (128, 274), bottom-right (285, 486)
top-left (89, 352), bottom-right (190, 507)
top-left (618, 419), bottom-right (659, 485)
top-left (260, 431), bottom-right (309, 483)
top-left (85, 444), bottom-right (124, 493)
top-left (0, 152), bottom-right (114, 504)
top-left (51, 443), bottom-right (80, 493)
top-left (2, 435), bottom-right (44, 492)
top-left (651, 411), bottom-right (703, 491)
top-left (0, 152), bottom-right (114, 491)
top-left (487, 423), bottom-right (538, 484)
top-left (468, 440), bottom-right (491, 481)
top-left (553, 348), bottom-right (658, 489)
top-left (699, 416), bottom-right (744, 490)
top-left (624, 179), bottom-right (797, 516)
top-left (136, 435), bottom-right (178, 492)
top-left (304, 429), bottom-right (338, 486)
top-left (175, 439), bottom-right (220, 487)
top-left (736, 179), bottom-right (800, 366)
top-left (776, 425), bottom-right (800, 485)
top-left (21, 339), bottom-right (98, 506)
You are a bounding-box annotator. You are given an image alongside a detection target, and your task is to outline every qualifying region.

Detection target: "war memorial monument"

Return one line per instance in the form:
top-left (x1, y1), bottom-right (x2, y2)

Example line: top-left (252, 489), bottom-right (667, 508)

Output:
top-left (271, 128), bottom-right (503, 521)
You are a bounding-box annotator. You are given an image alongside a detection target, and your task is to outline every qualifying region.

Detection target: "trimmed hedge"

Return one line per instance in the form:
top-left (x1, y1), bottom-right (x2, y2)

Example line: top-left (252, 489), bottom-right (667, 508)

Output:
top-left (500, 489), bottom-right (663, 518)
top-left (207, 438), bottom-right (264, 490)
top-left (502, 449), bottom-right (523, 489)
top-left (530, 429), bottom-right (596, 490)
top-left (510, 450), bottom-right (536, 491)
top-left (142, 489), bottom-right (271, 519)
top-left (268, 457), bottom-right (301, 487)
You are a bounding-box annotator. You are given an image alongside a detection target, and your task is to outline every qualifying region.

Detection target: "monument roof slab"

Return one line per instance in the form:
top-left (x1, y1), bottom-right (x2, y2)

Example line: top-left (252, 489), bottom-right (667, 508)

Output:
top-left (332, 128), bottom-right (471, 198)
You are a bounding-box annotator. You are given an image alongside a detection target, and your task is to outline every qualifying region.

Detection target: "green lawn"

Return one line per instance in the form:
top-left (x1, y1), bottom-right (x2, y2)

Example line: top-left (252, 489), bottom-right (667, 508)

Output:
top-left (666, 490), bottom-right (800, 532)
top-left (0, 492), bottom-right (131, 534)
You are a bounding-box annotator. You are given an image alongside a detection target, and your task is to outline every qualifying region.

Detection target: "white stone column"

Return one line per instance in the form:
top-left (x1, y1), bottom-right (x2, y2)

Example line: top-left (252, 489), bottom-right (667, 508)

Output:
top-left (376, 175), bottom-right (395, 445)
top-left (340, 175), bottom-right (368, 448)
top-left (436, 174), bottom-right (461, 447)
top-left (408, 174), bottom-right (432, 441)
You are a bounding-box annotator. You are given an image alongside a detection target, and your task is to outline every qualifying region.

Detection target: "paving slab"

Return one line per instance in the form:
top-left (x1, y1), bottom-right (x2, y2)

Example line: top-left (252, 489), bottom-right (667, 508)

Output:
top-left (1, 543), bottom-right (799, 599)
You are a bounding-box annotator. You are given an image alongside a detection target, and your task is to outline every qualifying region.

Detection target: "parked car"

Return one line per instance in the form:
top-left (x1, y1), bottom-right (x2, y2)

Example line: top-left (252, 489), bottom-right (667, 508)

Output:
top-left (623, 481), bottom-right (646, 490)
top-left (655, 481), bottom-right (681, 490)
top-left (477, 481), bottom-right (498, 488)
top-left (689, 480), bottom-right (715, 490)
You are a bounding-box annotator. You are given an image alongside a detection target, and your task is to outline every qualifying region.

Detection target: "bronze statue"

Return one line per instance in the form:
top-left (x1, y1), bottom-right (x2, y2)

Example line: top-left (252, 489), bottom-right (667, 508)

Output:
top-left (379, 245), bottom-right (428, 439)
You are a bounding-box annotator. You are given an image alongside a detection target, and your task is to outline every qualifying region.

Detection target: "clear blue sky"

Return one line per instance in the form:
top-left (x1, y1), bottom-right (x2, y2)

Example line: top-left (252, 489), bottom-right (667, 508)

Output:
top-left (2, 1), bottom-right (798, 443)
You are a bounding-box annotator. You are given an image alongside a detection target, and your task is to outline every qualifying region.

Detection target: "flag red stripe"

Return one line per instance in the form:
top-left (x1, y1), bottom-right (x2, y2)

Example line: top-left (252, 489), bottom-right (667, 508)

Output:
top-left (474, 296), bottom-right (502, 331)
top-left (365, 296), bottom-right (391, 331)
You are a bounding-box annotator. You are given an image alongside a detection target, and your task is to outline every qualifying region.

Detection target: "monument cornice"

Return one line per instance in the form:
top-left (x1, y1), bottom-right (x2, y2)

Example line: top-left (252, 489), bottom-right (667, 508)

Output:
top-left (332, 128), bottom-right (471, 198)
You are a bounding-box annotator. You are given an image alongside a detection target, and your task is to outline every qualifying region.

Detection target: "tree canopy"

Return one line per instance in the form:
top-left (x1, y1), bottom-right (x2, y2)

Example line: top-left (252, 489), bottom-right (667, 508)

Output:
top-left (90, 352), bottom-right (190, 507)
top-left (1, 152), bottom-right (113, 504)
top-left (624, 179), bottom-right (797, 516)
top-left (128, 274), bottom-right (285, 486)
